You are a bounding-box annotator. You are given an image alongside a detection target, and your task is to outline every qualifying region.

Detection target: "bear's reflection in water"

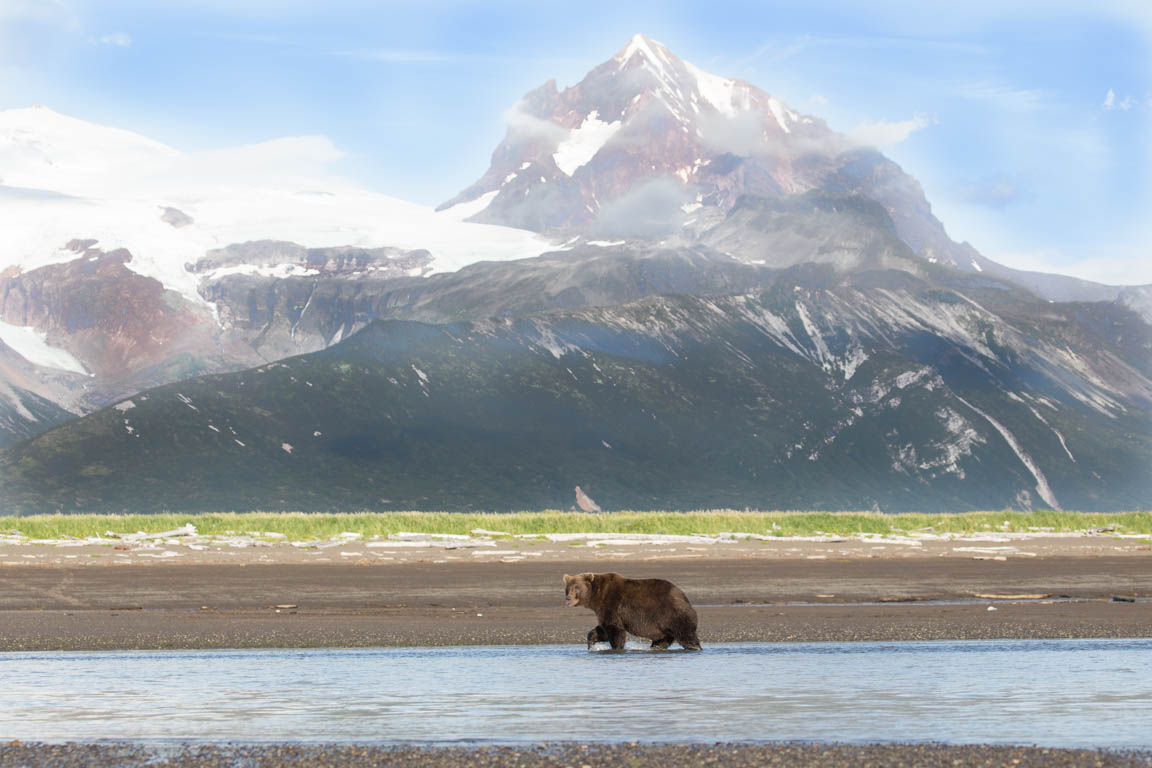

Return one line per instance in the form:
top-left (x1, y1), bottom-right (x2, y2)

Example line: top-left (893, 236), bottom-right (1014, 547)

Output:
top-left (588, 639), bottom-right (700, 653)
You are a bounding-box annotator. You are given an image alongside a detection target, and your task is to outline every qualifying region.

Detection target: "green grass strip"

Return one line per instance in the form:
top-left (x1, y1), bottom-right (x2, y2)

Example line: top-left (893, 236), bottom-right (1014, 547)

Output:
top-left (1, 509), bottom-right (1149, 541)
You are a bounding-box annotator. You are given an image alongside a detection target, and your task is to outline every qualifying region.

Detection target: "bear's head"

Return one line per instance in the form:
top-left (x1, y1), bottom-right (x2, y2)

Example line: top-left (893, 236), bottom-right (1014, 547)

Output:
top-left (562, 573), bottom-right (595, 607)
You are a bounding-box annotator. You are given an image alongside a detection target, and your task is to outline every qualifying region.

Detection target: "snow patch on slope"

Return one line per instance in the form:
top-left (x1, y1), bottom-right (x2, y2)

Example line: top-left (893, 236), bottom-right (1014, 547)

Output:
top-left (0, 320), bottom-right (88, 374)
top-left (683, 61), bottom-right (746, 118)
top-left (553, 111), bottom-right (622, 176)
top-left (438, 190), bottom-right (498, 221)
top-left (766, 97), bottom-right (794, 134)
top-left (917, 407), bottom-right (985, 478)
top-left (956, 395), bottom-right (1060, 509)
top-left (795, 301), bottom-right (832, 368)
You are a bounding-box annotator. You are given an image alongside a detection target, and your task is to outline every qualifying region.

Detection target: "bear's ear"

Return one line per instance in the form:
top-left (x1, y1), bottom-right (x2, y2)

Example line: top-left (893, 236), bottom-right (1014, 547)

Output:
top-left (587, 573), bottom-right (595, 583)
top-left (562, 574), bottom-right (572, 584)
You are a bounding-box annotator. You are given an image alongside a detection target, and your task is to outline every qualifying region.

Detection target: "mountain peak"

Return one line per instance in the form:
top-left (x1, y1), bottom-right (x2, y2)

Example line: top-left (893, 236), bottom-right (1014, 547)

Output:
top-left (438, 35), bottom-right (823, 229)
top-left (613, 33), bottom-right (677, 67)
top-left (608, 34), bottom-right (760, 123)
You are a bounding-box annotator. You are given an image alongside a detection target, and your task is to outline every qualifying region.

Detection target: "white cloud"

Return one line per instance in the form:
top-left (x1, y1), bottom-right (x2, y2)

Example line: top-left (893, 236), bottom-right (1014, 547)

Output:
top-left (848, 114), bottom-right (931, 148)
top-left (0, 106), bottom-right (348, 197)
top-left (747, 35), bottom-right (812, 64)
top-left (991, 248), bottom-right (1152, 286)
top-left (957, 81), bottom-right (1051, 112)
top-left (0, 0), bottom-right (74, 23)
top-left (92, 32), bottom-right (131, 47)
top-left (956, 175), bottom-right (1025, 209)
top-left (0, 0), bottom-right (81, 59)
top-left (340, 49), bottom-right (459, 63)
top-left (1102, 88), bottom-right (1134, 111)
top-left (180, 135), bottom-right (345, 187)
top-left (502, 100), bottom-right (566, 144)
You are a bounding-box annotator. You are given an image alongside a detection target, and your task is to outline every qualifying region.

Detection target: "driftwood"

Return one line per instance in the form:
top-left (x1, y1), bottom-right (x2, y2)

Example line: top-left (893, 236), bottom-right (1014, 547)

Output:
top-left (103, 524), bottom-right (197, 541)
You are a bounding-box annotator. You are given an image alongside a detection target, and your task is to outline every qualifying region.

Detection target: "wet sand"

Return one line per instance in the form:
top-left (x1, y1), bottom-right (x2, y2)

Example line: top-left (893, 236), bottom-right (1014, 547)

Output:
top-left (2, 741), bottom-right (1150, 768)
top-left (1, 546), bottom-right (1149, 650)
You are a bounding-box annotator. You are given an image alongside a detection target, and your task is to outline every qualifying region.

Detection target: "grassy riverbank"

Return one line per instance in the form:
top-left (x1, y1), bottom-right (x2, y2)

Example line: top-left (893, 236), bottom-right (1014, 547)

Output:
top-left (2, 509), bottom-right (1149, 541)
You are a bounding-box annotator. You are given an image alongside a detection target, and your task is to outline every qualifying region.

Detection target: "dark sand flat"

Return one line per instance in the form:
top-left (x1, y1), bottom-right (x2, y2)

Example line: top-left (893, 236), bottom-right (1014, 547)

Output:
top-left (1, 556), bottom-right (1149, 650)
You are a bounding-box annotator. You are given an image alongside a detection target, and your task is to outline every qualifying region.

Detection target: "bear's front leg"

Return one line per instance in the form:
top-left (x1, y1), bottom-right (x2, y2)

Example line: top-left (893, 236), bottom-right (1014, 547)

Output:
top-left (604, 624), bottom-right (627, 650)
top-left (586, 625), bottom-right (608, 649)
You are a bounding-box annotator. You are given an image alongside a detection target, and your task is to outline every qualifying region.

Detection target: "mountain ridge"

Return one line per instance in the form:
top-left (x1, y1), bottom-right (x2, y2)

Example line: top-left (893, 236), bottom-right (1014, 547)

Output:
top-left (3, 261), bottom-right (1148, 513)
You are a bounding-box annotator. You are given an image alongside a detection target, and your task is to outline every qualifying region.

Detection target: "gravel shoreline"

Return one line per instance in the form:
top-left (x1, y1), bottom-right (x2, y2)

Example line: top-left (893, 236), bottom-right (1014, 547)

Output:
top-left (3, 742), bottom-right (1151, 768)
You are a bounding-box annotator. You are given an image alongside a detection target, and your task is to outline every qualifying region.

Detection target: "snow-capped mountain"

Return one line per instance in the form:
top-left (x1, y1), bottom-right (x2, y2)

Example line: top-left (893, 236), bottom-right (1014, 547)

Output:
top-left (440, 33), bottom-right (1150, 313)
top-left (0, 35), bottom-right (1149, 513)
top-left (440, 35), bottom-right (953, 257)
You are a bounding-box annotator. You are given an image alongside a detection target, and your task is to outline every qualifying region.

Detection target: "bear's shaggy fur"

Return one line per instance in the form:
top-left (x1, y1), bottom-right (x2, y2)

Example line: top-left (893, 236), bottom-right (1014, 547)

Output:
top-left (563, 572), bottom-right (701, 650)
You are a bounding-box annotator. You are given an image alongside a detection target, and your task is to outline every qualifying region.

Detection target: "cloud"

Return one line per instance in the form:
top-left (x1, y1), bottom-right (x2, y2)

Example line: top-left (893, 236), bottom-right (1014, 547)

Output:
top-left (336, 48), bottom-right (564, 64)
top-left (0, 0), bottom-right (81, 58)
top-left (747, 35), bottom-right (813, 64)
top-left (991, 248), bottom-right (1152, 286)
top-left (696, 110), bottom-right (771, 156)
top-left (593, 178), bottom-right (688, 238)
top-left (340, 49), bottom-right (464, 63)
top-left (92, 32), bottom-right (131, 47)
top-left (957, 81), bottom-right (1051, 112)
top-left (502, 100), bottom-right (566, 144)
top-left (848, 114), bottom-right (932, 148)
top-left (0, 0), bottom-right (74, 23)
top-left (955, 175), bottom-right (1028, 209)
top-left (745, 34), bottom-right (985, 66)
top-left (1102, 88), bottom-right (1134, 111)
top-left (180, 135), bottom-right (345, 187)
top-left (691, 108), bottom-right (853, 159)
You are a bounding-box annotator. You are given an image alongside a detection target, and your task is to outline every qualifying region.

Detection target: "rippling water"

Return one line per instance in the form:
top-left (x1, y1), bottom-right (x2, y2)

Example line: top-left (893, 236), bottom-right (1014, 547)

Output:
top-left (1, 639), bottom-right (1149, 747)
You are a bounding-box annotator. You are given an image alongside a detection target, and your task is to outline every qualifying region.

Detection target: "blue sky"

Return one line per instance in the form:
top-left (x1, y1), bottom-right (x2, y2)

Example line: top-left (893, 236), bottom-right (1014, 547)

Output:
top-left (2, 0), bottom-right (1149, 284)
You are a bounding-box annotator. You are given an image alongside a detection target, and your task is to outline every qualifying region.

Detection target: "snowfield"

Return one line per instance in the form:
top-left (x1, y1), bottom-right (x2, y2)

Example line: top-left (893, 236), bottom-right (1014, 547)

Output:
top-left (0, 320), bottom-right (89, 374)
top-left (0, 106), bottom-right (563, 309)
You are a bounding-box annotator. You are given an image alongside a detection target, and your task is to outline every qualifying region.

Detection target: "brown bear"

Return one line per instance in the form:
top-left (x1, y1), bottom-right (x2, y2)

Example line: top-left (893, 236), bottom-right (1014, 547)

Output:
top-left (563, 572), bottom-right (701, 651)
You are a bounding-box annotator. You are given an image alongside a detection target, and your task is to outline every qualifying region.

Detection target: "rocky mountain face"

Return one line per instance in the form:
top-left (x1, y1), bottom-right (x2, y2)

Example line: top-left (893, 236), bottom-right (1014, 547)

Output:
top-left (3, 260), bottom-right (1148, 513)
top-left (0, 36), bottom-right (1149, 510)
top-left (0, 242), bottom-right (218, 379)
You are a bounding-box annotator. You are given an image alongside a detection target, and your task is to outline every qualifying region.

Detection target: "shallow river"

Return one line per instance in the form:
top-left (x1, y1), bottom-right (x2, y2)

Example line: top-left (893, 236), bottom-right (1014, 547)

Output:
top-left (1, 639), bottom-right (1149, 747)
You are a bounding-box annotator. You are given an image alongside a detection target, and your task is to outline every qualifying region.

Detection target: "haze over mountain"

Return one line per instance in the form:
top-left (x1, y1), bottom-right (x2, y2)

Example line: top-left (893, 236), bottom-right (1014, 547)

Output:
top-left (0, 35), bottom-right (1148, 512)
